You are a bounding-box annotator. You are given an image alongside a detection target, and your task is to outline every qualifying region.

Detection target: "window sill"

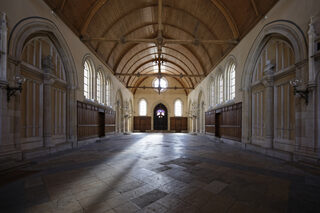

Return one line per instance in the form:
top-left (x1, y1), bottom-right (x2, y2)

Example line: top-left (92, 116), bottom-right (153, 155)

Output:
top-left (211, 99), bottom-right (236, 110)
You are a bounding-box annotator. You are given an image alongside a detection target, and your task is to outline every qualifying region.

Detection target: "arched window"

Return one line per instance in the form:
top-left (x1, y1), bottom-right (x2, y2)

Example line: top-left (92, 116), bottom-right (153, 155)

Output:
top-left (174, 99), bottom-right (182, 116)
top-left (97, 72), bottom-right (103, 103)
top-left (106, 79), bottom-right (111, 106)
top-left (83, 59), bottom-right (94, 99)
top-left (84, 61), bottom-right (90, 98)
top-left (210, 80), bottom-right (215, 107)
top-left (139, 99), bottom-right (147, 116)
top-left (227, 63), bottom-right (236, 100)
top-left (218, 75), bottom-right (224, 103)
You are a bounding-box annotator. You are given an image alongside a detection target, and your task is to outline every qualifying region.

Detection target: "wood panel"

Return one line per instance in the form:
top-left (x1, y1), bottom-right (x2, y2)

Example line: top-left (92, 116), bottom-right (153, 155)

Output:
top-left (134, 116), bottom-right (151, 131)
top-left (205, 110), bottom-right (216, 134)
top-left (205, 102), bottom-right (242, 142)
top-left (105, 107), bottom-right (116, 133)
top-left (77, 101), bottom-right (115, 140)
top-left (170, 117), bottom-right (188, 132)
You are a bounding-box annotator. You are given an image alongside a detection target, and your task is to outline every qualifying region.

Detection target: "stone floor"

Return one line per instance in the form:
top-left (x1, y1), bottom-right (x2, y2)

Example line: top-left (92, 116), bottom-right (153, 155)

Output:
top-left (1, 133), bottom-right (320, 213)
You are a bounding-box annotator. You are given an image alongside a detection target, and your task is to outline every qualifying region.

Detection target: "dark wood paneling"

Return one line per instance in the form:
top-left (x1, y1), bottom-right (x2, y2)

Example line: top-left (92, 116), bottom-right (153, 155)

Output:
top-left (77, 101), bottom-right (115, 140)
top-left (105, 107), bottom-right (116, 133)
top-left (134, 116), bottom-right (151, 131)
top-left (170, 117), bottom-right (188, 132)
top-left (205, 103), bottom-right (242, 142)
top-left (205, 110), bottom-right (216, 134)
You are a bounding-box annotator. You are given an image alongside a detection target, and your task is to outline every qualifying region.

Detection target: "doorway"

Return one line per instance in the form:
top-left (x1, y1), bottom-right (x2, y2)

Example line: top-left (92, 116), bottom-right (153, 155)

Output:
top-left (215, 113), bottom-right (221, 138)
top-left (98, 111), bottom-right (105, 137)
top-left (153, 103), bottom-right (168, 130)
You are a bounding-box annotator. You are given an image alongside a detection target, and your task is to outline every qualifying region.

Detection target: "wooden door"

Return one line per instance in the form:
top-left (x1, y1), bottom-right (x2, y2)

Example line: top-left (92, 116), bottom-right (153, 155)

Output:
top-left (98, 111), bottom-right (105, 137)
top-left (215, 113), bottom-right (221, 138)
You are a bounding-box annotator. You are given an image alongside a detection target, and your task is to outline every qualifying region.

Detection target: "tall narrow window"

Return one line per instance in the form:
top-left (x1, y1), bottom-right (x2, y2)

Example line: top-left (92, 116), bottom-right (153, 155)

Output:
top-left (139, 99), bottom-right (147, 116)
top-left (219, 76), bottom-right (224, 103)
top-left (210, 81), bottom-right (215, 106)
top-left (229, 64), bottom-right (236, 99)
top-left (84, 61), bottom-right (90, 98)
top-left (174, 99), bottom-right (182, 116)
top-left (97, 72), bottom-right (103, 103)
top-left (106, 79), bottom-right (111, 106)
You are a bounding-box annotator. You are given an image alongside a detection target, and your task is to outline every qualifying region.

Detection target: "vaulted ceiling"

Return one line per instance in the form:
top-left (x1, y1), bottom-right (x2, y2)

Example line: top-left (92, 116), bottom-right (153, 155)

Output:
top-left (44, 0), bottom-right (278, 94)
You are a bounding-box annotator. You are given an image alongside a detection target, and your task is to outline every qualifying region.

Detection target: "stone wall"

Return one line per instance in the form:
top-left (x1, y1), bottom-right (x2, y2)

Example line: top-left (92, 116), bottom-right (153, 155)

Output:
top-left (188, 0), bottom-right (320, 162)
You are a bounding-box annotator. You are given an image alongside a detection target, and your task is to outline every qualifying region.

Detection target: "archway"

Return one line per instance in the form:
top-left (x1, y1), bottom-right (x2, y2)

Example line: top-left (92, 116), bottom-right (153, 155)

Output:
top-left (7, 17), bottom-right (78, 149)
top-left (153, 103), bottom-right (168, 130)
top-left (241, 21), bottom-right (307, 152)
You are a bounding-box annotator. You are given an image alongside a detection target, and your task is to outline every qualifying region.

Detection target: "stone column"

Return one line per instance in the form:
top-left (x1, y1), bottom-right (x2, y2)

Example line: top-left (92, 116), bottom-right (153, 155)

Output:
top-left (0, 12), bottom-right (8, 148)
top-left (308, 17), bottom-right (316, 84)
top-left (67, 87), bottom-right (77, 146)
top-left (43, 56), bottom-right (55, 147)
top-left (194, 116), bottom-right (198, 134)
top-left (262, 61), bottom-right (274, 149)
top-left (0, 12), bottom-right (7, 81)
top-left (241, 88), bottom-right (251, 145)
top-left (123, 114), bottom-right (128, 134)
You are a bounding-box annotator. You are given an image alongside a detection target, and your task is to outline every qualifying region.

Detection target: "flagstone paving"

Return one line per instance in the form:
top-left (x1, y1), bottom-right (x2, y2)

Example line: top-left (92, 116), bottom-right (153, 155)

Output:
top-left (1, 133), bottom-right (320, 212)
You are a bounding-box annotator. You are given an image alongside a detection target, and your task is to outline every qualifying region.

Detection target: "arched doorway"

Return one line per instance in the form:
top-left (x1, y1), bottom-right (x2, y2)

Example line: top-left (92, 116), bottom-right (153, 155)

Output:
top-left (153, 103), bottom-right (168, 130)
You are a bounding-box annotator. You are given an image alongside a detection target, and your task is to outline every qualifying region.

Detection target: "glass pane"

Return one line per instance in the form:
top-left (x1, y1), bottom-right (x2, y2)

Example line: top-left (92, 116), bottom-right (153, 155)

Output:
top-left (139, 99), bottom-right (147, 116)
top-left (153, 77), bottom-right (168, 92)
top-left (175, 100), bottom-right (182, 116)
top-left (156, 109), bottom-right (165, 118)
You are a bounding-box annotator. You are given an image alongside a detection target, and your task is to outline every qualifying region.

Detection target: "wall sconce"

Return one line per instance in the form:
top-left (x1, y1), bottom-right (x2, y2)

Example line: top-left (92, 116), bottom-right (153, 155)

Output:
top-left (290, 79), bottom-right (309, 105)
top-left (7, 75), bottom-right (26, 101)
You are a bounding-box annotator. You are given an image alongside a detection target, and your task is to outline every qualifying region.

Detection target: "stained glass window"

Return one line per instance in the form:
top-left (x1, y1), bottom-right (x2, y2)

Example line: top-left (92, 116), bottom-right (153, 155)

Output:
top-left (156, 109), bottom-right (165, 118)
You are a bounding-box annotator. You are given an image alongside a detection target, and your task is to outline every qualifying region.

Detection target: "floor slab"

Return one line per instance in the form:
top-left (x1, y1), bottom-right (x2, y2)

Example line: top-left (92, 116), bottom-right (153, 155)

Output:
top-left (0, 133), bottom-right (320, 212)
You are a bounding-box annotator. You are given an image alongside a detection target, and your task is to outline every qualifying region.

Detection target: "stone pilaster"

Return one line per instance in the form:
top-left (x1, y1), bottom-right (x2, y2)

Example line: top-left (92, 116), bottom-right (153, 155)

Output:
top-left (42, 55), bottom-right (55, 147)
top-left (0, 12), bottom-right (7, 81)
top-left (262, 61), bottom-right (275, 149)
top-left (308, 17), bottom-right (316, 84)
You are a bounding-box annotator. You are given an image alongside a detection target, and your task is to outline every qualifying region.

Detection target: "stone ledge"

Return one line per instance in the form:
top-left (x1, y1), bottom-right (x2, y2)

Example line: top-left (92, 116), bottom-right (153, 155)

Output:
top-left (245, 143), bottom-right (293, 161)
top-left (0, 150), bottom-right (22, 161)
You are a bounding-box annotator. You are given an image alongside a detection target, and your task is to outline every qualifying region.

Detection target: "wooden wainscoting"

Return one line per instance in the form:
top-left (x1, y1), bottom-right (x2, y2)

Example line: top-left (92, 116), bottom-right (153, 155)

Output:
top-left (170, 117), bottom-right (188, 132)
top-left (205, 110), bottom-right (216, 134)
top-left (77, 101), bottom-right (116, 140)
top-left (105, 108), bottom-right (116, 133)
top-left (205, 103), bottom-right (242, 142)
top-left (134, 116), bottom-right (151, 132)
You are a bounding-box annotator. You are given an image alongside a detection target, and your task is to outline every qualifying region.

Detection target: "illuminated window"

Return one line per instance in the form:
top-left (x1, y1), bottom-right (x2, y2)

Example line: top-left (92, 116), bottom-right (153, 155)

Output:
top-left (219, 75), bottom-right (224, 103)
top-left (83, 58), bottom-right (94, 99)
top-left (139, 99), bottom-right (147, 116)
top-left (152, 77), bottom-right (168, 92)
top-left (106, 79), bottom-right (111, 106)
top-left (97, 72), bottom-right (103, 103)
top-left (210, 81), bottom-right (215, 106)
top-left (174, 99), bottom-right (182, 116)
top-left (84, 61), bottom-right (90, 98)
top-left (227, 63), bottom-right (236, 100)
top-left (156, 109), bottom-right (165, 118)
top-left (230, 64), bottom-right (235, 99)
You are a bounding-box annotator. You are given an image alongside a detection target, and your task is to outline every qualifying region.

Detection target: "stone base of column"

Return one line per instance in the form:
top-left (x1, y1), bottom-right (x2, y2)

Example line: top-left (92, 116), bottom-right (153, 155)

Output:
top-left (262, 136), bottom-right (273, 149)
top-left (43, 136), bottom-right (54, 148)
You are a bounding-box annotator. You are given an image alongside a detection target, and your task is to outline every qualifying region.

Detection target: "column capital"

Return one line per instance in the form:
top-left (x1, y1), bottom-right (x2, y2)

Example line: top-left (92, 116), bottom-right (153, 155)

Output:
top-left (43, 73), bottom-right (56, 85)
top-left (262, 75), bottom-right (274, 87)
top-left (308, 16), bottom-right (316, 36)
